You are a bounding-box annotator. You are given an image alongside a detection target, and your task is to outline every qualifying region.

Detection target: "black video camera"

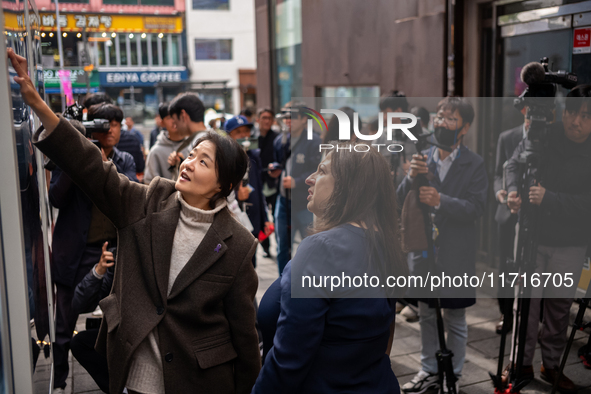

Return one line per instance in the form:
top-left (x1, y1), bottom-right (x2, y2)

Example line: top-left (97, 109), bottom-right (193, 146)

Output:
top-left (63, 102), bottom-right (110, 138)
top-left (514, 57), bottom-right (577, 145)
top-left (43, 102), bottom-right (111, 170)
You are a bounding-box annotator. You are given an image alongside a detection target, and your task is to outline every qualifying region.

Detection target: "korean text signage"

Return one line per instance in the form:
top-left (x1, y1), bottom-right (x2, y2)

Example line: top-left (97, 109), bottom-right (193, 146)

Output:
top-left (99, 70), bottom-right (188, 87)
top-left (573, 28), bottom-right (591, 54)
top-left (41, 14), bottom-right (113, 29)
top-left (44, 69), bottom-right (99, 88)
top-left (3, 12), bottom-right (183, 33)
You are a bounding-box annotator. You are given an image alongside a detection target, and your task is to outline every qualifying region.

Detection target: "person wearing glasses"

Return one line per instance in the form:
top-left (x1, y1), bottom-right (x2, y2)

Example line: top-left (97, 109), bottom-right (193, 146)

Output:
top-left (398, 97), bottom-right (488, 394)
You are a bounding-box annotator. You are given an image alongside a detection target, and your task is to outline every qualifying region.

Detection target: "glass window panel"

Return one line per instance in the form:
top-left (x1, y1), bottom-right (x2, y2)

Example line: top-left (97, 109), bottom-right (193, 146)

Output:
top-left (98, 41), bottom-right (106, 66)
top-left (108, 39), bottom-right (116, 66)
top-left (192, 0), bottom-right (229, 10)
top-left (219, 39), bottom-right (232, 60)
top-left (502, 30), bottom-right (572, 98)
top-left (194, 39), bottom-right (232, 60)
top-left (151, 35), bottom-right (159, 65)
top-left (130, 36), bottom-right (138, 65)
top-left (103, 0), bottom-right (137, 4)
top-left (119, 37), bottom-right (127, 66)
top-left (162, 36), bottom-right (169, 66)
top-left (171, 36), bottom-right (180, 65)
top-left (141, 36), bottom-right (149, 65)
top-left (142, 0), bottom-right (173, 5)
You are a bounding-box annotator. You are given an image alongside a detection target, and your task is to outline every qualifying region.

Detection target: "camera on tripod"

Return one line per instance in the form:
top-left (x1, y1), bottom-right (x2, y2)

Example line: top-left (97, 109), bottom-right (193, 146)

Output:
top-left (490, 58), bottom-right (580, 394)
top-left (513, 57), bottom-right (577, 146)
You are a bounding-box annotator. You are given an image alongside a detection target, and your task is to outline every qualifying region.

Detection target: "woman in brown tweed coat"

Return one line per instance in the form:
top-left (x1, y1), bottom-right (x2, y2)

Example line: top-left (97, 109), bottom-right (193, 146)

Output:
top-left (9, 49), bottom-right (261, 394)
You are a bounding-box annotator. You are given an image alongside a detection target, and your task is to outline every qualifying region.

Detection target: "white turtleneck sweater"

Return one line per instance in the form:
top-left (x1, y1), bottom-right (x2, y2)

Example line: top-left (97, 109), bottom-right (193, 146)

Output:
top-left (126, 192), bottom-right (227, 394)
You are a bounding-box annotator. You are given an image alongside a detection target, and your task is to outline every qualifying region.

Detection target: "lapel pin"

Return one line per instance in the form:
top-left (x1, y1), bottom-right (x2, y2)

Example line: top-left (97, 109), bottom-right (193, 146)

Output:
top-left (214, 244), bottom-right (221, 253)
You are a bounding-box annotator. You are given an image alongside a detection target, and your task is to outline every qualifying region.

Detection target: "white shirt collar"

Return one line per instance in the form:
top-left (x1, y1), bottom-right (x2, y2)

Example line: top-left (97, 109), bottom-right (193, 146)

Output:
top-left (433, 145), bottom-right (460, 163)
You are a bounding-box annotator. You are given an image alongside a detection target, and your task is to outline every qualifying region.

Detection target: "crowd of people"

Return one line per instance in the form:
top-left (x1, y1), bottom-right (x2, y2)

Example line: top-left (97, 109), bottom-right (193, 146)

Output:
top-left (8, 48), bottom-right (591, 394)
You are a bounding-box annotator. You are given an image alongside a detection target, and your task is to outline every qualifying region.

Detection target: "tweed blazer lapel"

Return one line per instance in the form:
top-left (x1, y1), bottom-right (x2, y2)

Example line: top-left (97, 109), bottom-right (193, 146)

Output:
top-left (151, 194), bottom-right (181, 304)
top-left (167, 207), bottom-right (234, 300)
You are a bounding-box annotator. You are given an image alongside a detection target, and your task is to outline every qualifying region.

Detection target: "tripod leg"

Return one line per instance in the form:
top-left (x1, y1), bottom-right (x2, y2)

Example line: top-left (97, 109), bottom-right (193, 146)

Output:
top-left (579, 321), bottom-right (591, 368)
top-left (551, 298), bottom-right (590, 394)
top-left (434, 301), bottom-right (457, 394)
top-left (511, 298), bottom-right (533, 393)
top-left (490, 297), bottom-right (514, 391)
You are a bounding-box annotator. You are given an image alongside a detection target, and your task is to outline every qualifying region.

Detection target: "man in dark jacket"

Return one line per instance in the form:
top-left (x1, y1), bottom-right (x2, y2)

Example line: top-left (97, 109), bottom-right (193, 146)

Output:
top-left (226, 115), bottom-right (271, 267)
top-left (270, 103), bottom-right (322, 275)
top-left (493, 114), bottom-right (528, 334)
top-left (399, 98), bottom-right (487, 393)
top-left (256, 108), bottom-right (279, 256)
top-left (116, 122), bottom-right (145, 175)
top-left (50, 109), bottom-right (137, 392)
top-left (504, 86), bottom-right (591, 392)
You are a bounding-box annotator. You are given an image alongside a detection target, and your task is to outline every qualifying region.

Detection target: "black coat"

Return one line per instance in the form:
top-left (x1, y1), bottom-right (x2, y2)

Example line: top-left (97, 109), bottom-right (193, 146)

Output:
top-left (72, 266), bottom-right (114, 316)
top-left (258, 130), bottom-right (279, 190)
top-left (494, 124), bottom-right (523, 224)
top-left (506, 122), bottom-right (591, 247)
top-left (116, 129), bottom-right (145, 173)
top-left (241, 149), bottom-right (268, 236)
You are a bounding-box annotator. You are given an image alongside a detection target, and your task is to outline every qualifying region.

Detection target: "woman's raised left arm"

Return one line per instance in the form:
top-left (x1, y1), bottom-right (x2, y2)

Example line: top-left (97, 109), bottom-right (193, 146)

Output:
top-left (9, 49), bottom-right (150, 228)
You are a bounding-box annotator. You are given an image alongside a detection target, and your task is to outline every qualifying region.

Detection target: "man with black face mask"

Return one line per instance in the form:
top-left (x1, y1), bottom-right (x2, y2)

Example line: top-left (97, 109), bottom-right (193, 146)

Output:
top-left (398, 97), bottom-right (488, 393)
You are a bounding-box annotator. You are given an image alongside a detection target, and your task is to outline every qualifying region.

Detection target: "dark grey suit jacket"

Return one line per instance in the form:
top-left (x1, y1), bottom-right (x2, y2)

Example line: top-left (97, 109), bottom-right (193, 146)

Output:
top-left (34, 117), bottom-right (260, 394)
top-left (494, 124), bottom-right (524, 224)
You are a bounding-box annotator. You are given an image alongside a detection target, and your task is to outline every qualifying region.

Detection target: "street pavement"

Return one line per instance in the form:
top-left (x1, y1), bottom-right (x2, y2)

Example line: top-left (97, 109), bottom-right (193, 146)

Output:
top-left (42, 235), bottom-right (590, 394)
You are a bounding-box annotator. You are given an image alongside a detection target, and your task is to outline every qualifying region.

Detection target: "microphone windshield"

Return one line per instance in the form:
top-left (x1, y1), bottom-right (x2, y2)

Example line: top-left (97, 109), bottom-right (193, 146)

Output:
top-left (520, 62), bottom-right (546, 85)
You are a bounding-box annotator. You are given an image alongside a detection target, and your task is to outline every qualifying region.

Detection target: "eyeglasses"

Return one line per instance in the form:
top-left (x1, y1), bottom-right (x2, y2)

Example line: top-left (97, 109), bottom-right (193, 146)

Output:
top-left (434, 114), bottom-right (460, 128)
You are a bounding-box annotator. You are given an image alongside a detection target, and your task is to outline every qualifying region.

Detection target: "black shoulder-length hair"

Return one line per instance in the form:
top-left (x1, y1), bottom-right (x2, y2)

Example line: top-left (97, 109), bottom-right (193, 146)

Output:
top-left (192, 132), bottom-right (249, 209)
top-left (565, 84), bottom-right (591, 113)
top-left (311, 144), bottom-right (408, 293)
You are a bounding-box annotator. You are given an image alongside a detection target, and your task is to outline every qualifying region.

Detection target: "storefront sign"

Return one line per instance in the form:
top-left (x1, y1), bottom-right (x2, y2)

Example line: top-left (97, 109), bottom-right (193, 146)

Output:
top-left (99, 70), bottom-right (188, 87)
top-left (3, 11), bottom-right (183, 33)
top-left (573, 28), bottom-right (591, 54)
top-left (143, 17), bottom-right (177, 30)
top-left (43, 68), bottom-right (100, 88)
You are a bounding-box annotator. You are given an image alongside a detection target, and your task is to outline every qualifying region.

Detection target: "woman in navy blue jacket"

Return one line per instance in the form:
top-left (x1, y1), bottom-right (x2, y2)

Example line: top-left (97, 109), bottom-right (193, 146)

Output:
top-left (253, 143), bottom-right (408, 393)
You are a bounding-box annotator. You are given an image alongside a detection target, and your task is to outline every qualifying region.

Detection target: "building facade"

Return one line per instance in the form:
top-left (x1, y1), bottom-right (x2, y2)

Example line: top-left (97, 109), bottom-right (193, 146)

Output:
top-left (255, 0), bottom-right (591, 287)
top-left (3, 0), bottom-right (188, 118)
top-left (185, 0), bottom-right (257, 115)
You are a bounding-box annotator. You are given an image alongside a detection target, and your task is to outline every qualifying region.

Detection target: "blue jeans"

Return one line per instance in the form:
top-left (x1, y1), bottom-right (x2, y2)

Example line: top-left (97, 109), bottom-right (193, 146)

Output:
top-left (418, 302), bottom-right (467, 377)
top-left (274, 196), bottom-right (313, 275)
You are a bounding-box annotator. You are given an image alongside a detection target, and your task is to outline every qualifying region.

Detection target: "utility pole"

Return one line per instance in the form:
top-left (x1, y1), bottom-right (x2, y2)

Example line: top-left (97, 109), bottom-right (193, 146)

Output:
top-left (82, 27), bottom-right (90, 93)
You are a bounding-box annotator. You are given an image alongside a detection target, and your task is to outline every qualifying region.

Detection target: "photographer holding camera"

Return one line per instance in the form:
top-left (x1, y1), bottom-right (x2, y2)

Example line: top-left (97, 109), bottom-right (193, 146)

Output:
top-left (49, 103), bottom-right (138, 393)
top-left (70, 242), bottom-right (116, 393)
top-left (398, 97), bottom-right (488, 393)
top-left (503, 85), bottom-right (591, 392)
